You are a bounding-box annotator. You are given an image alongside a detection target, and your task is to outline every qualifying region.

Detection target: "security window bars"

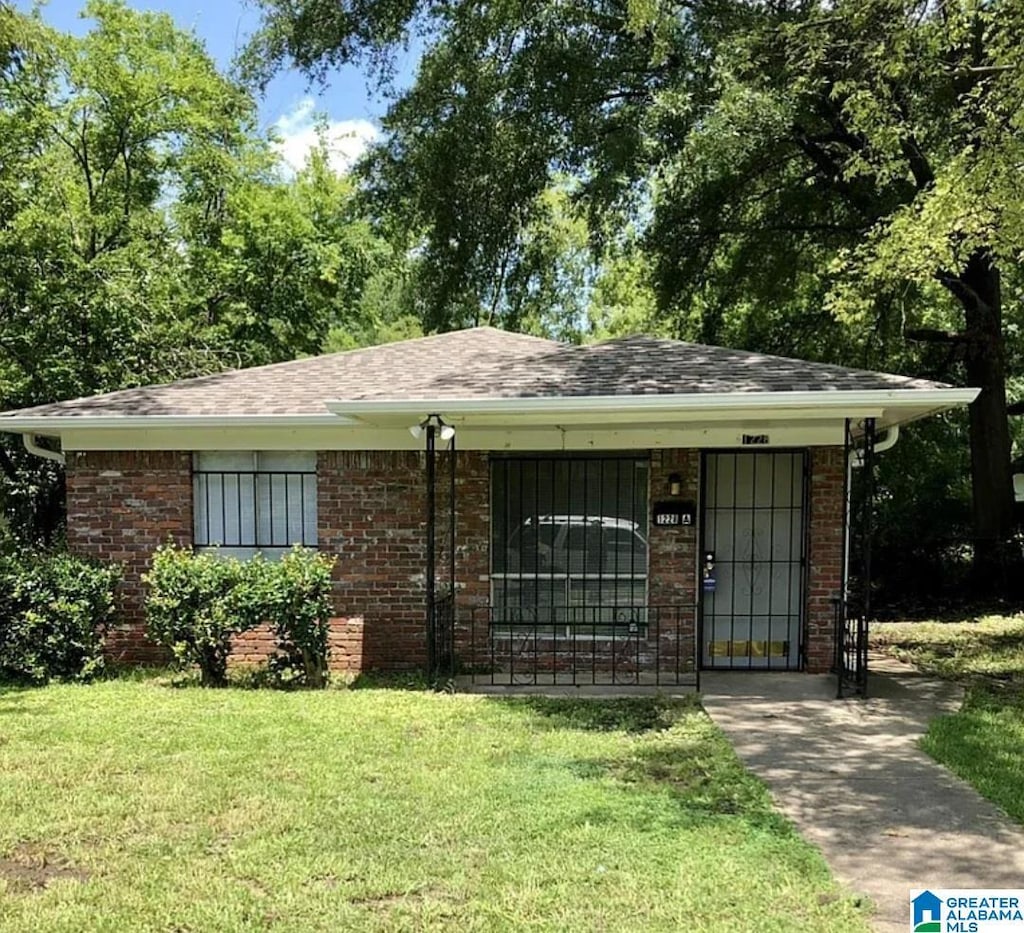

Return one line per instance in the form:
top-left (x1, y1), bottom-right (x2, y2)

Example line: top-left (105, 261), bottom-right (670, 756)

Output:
top-left (193, 451), bottom-right (317, 558)
top-left (490, 456), bottom-right (649, 632)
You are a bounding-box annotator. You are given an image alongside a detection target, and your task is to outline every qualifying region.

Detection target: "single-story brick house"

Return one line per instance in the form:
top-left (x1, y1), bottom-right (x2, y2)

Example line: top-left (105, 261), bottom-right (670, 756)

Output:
top-left (0, 328), bottom-right (976, 687)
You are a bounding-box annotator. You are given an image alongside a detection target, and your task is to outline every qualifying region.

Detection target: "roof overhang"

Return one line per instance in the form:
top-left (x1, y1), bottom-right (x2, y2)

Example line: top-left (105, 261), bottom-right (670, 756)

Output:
top-left (0, 387), bottom-right (979, 452)
top-left (326, 388), bottom-right (979, 430)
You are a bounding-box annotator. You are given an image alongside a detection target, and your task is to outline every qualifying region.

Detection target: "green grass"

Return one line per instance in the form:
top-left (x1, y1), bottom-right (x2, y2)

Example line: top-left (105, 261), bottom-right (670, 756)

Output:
top-left (872, 615), bottom-right (1024, 823)
top-left (0, 679), bottom-right (869, 932)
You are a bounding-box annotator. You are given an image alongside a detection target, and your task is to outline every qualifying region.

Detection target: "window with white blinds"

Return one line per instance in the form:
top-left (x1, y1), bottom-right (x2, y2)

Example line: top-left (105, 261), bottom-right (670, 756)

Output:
top-left (192, 451), bottom-right (317, 558)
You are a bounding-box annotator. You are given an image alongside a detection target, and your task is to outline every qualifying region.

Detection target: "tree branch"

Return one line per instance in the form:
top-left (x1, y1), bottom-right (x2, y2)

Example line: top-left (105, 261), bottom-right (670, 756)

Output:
top-left (905, 327), bottom-right (967, 343)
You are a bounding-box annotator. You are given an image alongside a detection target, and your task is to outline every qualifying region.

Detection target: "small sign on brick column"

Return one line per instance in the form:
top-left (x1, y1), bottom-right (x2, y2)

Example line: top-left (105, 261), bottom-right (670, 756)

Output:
top-left (652, 500), bottom-right (696, 527)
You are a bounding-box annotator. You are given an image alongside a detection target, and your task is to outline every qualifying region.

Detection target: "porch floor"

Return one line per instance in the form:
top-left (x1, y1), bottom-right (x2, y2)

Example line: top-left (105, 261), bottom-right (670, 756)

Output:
top-left (700, 670), bottom-right (835, 701)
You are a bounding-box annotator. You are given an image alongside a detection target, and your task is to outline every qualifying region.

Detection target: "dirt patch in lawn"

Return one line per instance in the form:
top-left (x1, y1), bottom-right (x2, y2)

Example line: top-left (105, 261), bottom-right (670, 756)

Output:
top-left (0, 843), bottom-right (90, 892)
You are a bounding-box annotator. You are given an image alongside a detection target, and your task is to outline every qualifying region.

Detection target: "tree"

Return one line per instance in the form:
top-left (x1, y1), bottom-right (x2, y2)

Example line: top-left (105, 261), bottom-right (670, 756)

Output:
top-left (247, 0), bottom-right (1024, 584)
top-left (0, 2), bottom-right (398, 542)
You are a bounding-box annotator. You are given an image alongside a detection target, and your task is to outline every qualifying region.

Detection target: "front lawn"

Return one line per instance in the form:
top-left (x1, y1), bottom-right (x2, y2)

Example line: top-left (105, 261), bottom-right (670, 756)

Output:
top-left (872, 615), bottom-right (1024, 823)
top-left (0, 680), bottom-right (868, 932)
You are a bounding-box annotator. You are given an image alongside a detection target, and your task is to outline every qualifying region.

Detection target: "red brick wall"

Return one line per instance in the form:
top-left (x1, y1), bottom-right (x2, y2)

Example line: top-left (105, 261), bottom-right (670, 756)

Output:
top-left (453, 451), bottom-right (491, 611)
top-left (806, 446), bottom-right (845, 673)
top-left (315, 449), bottom-right (492, 674)
top-left (317, 450), bottom-right (427, 670)
top-left (648, 449), bottom-right (699, 672)
top-left (66, 450), bottom-right (193, 664)
top-left (65, 444), bottom-right (844, 677)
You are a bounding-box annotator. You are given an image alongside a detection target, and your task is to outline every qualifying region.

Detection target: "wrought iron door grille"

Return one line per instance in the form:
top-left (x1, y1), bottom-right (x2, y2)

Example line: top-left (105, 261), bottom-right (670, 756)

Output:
top-left (700, 451), bottom-right (808, 671)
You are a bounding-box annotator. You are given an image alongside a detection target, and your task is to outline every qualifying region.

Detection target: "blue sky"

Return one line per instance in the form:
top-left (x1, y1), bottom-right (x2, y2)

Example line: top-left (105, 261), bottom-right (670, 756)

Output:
top-left (18, 0), bottom-right (421, 172)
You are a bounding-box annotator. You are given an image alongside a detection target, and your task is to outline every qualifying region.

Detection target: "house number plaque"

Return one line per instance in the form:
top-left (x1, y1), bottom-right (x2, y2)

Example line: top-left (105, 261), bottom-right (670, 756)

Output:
top-left (652, 501), bottom-right (696, 527)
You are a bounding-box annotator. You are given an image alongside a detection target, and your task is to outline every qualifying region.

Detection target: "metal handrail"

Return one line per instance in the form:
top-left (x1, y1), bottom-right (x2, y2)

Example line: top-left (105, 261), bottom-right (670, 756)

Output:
top-left (462, 603), bottom-right (699, 689)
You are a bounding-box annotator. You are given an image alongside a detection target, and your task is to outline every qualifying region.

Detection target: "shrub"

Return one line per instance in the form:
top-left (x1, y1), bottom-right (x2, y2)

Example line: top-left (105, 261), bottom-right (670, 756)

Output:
top-left (144, 546), bottom-right (263, 688)
top-left (0, 552), bottom-right (118, 684)
top-left (143, 545), bottom-right (335, 689)
top-left (262, 547), bottom-right (336, 688)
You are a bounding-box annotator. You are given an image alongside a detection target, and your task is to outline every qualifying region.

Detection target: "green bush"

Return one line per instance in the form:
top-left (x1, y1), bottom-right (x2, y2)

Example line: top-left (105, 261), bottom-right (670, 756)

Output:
top-left (262, 547), bottom-right (336, 688)
top-left (0, 552), bottom-right (118, 684)
top-left (143, 545), bottom-right (335, 688)
top-left (144, 546), bottom-right (264, 688)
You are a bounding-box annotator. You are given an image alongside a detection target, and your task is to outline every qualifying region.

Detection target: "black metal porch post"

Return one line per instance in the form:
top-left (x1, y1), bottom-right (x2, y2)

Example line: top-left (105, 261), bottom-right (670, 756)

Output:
top-left (425, 421), bottom-right (437, 678)
top-left (859, 417), bottom-right (876, 697)
top-left (448, 432), bottom-right (457, 678)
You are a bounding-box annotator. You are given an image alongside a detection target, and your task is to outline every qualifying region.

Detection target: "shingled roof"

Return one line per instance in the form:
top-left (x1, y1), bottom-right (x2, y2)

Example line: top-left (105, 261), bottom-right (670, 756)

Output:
top-left (0, 326), bottom-right (951, 419)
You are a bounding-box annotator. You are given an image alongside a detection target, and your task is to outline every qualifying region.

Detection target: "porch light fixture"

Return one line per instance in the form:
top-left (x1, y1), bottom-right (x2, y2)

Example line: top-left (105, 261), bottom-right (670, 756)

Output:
top-left (668, 472), bottom-right (682, 497)
top-left (408, 414), bottom-right (455, 441)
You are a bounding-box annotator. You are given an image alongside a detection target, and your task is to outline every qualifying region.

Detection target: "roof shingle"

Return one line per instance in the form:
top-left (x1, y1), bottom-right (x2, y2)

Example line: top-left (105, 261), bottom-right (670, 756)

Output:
top-left (0, 327), bottom-right (950, 419)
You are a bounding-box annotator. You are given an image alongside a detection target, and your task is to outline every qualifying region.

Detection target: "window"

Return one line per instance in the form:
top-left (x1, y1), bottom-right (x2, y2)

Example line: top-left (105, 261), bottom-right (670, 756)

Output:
top-left (491, 456), bottom-right (649, 631)
top-left (193, 451), bottom-right (317, 558)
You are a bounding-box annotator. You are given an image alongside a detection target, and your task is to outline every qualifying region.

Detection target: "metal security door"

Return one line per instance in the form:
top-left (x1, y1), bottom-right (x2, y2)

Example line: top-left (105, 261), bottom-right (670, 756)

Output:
top-left (700, 452), bottom-right (807, 670)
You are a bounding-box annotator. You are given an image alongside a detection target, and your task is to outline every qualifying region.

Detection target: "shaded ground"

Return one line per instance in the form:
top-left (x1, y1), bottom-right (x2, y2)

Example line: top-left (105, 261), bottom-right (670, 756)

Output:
top-left (871, 615), bottom-right (1024, 823)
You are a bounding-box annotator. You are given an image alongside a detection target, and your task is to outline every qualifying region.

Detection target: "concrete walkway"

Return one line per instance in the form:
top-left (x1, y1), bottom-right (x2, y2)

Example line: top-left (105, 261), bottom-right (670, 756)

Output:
top-left (702, 655), bottom-right (1024, 932)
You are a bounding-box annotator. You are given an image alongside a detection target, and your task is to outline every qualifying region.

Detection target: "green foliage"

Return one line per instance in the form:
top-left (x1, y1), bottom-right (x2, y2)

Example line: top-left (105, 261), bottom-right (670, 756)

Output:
top-left (143, 546), bottom-right (259, 688)
top-left (143, 544), bottom-right (335, 689)
top-left (250, 0), bottom-right (1024, 591)
top-left (0, 3), bottom-right (405, 543)
top-left (258, 547), bottom-right (337, 688)
top-left (0, 551), bottom-right (118, 684)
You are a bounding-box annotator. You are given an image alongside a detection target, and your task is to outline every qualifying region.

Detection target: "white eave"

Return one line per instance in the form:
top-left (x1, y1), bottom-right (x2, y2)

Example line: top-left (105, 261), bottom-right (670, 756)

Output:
top-left (0, 387), bottom-right (980, 433)
top-left (326, 388), bottom-right (980, 427)
top-left (0, 387), bottom-right (980, 452)
top-left (0, 413), bottom-right (354, 435)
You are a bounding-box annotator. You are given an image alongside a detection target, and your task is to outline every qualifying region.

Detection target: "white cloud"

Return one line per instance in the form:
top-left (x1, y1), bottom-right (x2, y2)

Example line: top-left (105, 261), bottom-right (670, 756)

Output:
top-left (272, 98), bottom-right (380, 175)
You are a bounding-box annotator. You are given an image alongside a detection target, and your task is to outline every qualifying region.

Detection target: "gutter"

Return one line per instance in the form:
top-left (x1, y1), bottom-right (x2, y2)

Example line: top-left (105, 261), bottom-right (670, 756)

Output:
top-left (849, 425), bottom-right (900, 466)
top-left (326, 388), bottom-right (980, 418)
top-left (0, 388), bottom-right (980, 433)
top-left (23, 434), bottom-right (65, 466)
top-left (0, 414), bottom-right (354, 433)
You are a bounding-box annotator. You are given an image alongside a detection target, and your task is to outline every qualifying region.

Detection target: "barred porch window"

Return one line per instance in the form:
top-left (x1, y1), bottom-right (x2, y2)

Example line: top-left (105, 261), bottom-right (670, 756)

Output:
top-left (192, 451), bottom-right (317, 559)
top-left (490, 456), bottom-right (649, 630)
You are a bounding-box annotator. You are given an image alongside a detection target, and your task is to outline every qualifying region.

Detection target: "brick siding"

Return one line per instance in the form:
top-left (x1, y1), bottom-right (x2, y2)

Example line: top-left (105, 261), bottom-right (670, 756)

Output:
top-left (806, 446), bottom-right (846, 673)
top-left (65, 444), bottom-right (844, 677)
top-left (317, 450), bottom-right (427, 670)
top-left (66, 450), bottom-right (192, 664)
top-left (647, 449), bottom-right (699, 672)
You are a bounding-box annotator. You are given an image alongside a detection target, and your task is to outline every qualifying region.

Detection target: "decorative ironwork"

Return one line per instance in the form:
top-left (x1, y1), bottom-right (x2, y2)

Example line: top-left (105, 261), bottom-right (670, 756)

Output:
top-left (489, 454), bottom-right (650, 639)
top-left (699, 451), bottom-right (808, 671)
top-left (465, 604), bottom-right (699, 689)
top-left (430, 592), bottom-right (456, 683)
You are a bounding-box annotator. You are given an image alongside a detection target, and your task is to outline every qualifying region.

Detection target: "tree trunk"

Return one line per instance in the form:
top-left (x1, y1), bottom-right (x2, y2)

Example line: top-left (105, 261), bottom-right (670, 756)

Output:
top-left (955, 250), bottom-right (1014, 588)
